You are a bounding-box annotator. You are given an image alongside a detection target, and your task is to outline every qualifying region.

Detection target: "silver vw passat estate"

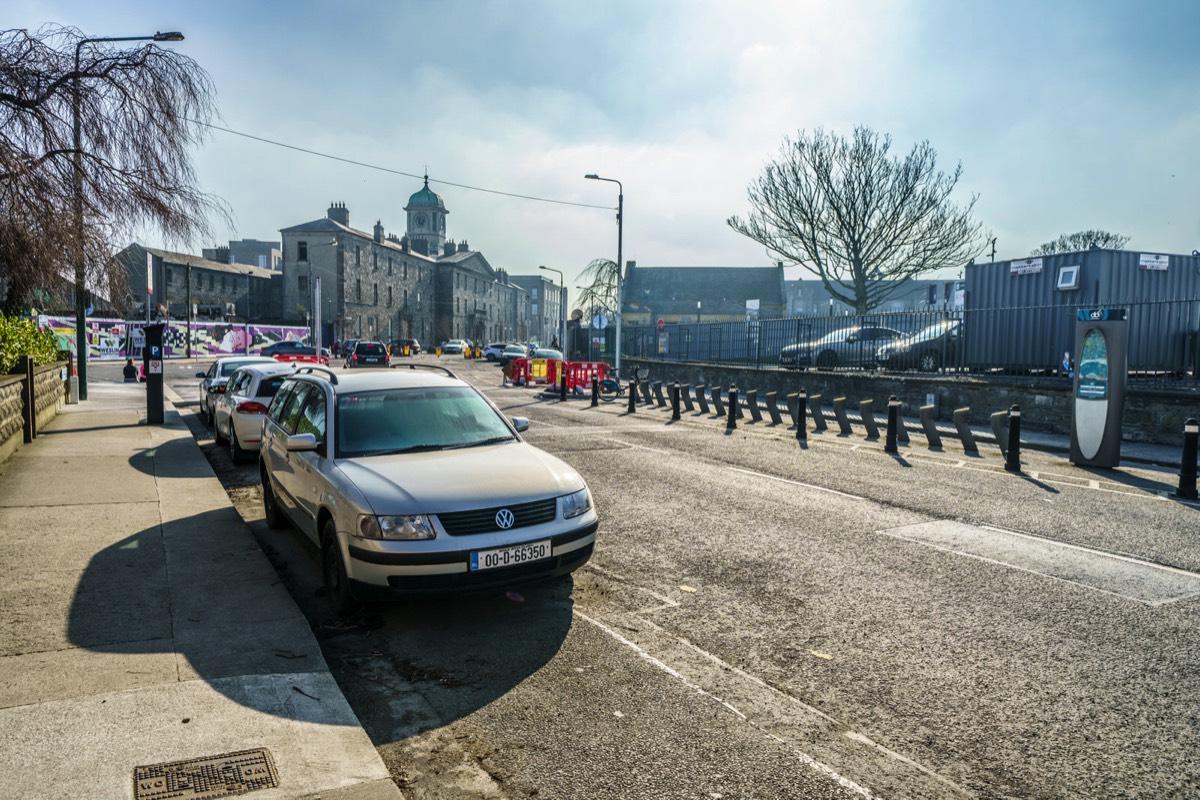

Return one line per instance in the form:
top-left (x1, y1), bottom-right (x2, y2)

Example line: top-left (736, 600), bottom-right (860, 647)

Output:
top-left (259, 365), bottom-right (597, 613)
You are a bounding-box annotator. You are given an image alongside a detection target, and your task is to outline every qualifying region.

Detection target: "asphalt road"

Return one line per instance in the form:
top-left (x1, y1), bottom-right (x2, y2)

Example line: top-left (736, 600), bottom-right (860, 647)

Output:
top-left (90, 357), bottom-right (1200, 799)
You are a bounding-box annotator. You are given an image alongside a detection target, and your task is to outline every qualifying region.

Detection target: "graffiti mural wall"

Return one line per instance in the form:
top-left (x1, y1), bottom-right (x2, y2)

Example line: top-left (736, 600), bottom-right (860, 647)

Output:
top-left (43, 317), bottom-right (312, 360)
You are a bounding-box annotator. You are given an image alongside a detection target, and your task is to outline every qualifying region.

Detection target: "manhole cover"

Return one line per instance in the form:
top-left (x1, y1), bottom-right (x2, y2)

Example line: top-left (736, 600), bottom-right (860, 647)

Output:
top-left (133, 748), bottom-right (278, 799)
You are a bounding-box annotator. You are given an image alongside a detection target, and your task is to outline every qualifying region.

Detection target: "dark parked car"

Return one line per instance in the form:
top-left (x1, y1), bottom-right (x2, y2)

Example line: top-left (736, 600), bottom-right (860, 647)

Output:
top-left (389, 338), bottom-right (422, 356)
top-left (779, 325), bottom-right (903, 369)
top-left (260, 340), bottom-right (310, 358)
top-left (345, 340), bottom-right (390, 368)
top-left (877, 318), bottom-right (961, 372)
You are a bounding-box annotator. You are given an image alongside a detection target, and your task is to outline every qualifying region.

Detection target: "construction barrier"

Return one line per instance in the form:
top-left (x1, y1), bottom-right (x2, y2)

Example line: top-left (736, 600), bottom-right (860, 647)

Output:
top-left (506, 359), bottom-right (609, 390)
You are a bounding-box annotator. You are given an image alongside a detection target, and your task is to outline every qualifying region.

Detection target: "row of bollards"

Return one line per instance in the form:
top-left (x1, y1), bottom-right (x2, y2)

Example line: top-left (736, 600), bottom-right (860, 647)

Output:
top-left (580, 377), bottom-right (1199, 493)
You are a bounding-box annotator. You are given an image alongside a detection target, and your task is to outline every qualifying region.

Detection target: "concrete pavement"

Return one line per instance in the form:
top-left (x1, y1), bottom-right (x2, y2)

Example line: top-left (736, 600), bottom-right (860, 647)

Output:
top-left (0, 381), bottom-right (402, 799)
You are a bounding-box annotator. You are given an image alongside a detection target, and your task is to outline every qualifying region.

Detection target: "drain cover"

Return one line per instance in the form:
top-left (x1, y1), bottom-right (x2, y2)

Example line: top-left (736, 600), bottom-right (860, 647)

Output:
top-left (133, 748), bottom-right (278, 799)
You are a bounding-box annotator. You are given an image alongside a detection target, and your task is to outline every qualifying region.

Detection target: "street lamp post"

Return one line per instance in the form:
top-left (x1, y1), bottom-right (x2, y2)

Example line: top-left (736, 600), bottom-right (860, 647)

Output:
top-left (73, 31), bottom-right (183, 399)
top-left (584, 174), bottom-right (623, 376)
top-left (538, 265), bottom-right (566, 354)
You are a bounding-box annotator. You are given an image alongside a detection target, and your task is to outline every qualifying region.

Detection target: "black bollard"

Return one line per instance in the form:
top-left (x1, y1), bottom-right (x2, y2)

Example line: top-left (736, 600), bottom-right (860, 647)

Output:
top-left (796, 389), bottom-right (807, 442)
top-left (591, 377), bottom-right (599, 407)
top-left (560, 370), bottom-right (567, 401)
top-left (1005, 404), bottom-right (1022, 472)
top-left (627, 378), bottom-right (637, 413)
top-left (727, 386), bottom-right (739, 431)
top-left (885, 395), bottom-right (899, 454)
top-left (1176, 418), bottom-right (1199, 500)
top-left (671, 382), bottom-right (681, 421)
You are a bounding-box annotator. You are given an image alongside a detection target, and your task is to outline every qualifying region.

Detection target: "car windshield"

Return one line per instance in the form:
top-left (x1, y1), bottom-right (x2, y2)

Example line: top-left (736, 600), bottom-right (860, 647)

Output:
top-left (335, 386), bottom-right (515, 458)
top-left (908, 320), bottom-right (958, 340)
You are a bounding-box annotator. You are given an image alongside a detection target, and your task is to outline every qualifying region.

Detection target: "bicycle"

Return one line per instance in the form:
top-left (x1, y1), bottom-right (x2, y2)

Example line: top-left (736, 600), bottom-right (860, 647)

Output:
top-left (596, 366), bottom-right (645, 402)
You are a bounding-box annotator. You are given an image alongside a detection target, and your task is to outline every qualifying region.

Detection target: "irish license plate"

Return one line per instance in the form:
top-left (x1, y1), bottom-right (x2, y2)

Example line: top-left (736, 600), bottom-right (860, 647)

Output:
top-left (470, 539), bottom-right (551, 571)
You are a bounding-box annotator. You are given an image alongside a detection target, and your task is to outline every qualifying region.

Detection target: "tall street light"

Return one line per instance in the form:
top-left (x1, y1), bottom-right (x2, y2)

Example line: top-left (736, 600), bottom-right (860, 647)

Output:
top-left (73, 30), bottom-right (184, 400)
top-left (538, 265), bottom-right (566, 354)
top-left (584, 173), bottom-right (622, 376)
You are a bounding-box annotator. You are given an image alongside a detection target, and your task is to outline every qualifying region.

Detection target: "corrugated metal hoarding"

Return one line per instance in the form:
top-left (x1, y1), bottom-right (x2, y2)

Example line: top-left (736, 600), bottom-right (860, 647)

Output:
top-left (964, 249), bottom-right (1200, 373)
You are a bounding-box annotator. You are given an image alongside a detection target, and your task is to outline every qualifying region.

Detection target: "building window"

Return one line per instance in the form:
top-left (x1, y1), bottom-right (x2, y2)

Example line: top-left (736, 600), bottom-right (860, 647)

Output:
top-left (403, 262), bottom-right (408, 280)
top-left (165, 268), bottom-right (173, 286)
top-left (404, 289), bottom-right (408, 308)
top-left (373, 283), bottom-right (378, 305)
top-left (532, 288), bottom-right (538, 299)
top-left (299, 275), bottom-right (309, 293)
top-left (373, 252), bottom-right (378, 271)
top-left (298, 241), bottom-right (308, 261)
top-left (387, 286), bottom-right (393, 307)
top-left (388, 257), bottom-right (393, 276)
top-left (355, 278), bottom-right (361, 302)
top-left (355, 246), bottom-right (361, 265)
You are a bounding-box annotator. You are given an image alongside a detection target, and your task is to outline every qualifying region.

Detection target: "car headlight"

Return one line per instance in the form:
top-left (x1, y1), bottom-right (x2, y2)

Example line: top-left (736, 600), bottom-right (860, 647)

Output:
top-left (358, 514), bottom-right (435, 540)
top-left (561, 487), bottom-right (591, 519)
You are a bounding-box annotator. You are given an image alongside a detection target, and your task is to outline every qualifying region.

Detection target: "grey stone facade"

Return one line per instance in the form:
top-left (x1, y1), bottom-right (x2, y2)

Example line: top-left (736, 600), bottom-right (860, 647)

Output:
top-left (116, 244), bottom-right (279, 322)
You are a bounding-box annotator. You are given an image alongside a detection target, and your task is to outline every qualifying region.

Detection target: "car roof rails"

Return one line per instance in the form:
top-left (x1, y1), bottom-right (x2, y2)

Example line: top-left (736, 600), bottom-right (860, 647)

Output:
top-left (393, 362), bottom-right (458, 379)
top-left (293, 365), bottom-right (339, 385)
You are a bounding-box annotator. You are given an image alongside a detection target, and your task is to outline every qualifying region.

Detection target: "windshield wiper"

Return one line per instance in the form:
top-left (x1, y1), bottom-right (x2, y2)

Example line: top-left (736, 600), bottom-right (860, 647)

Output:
top-left (443, 435), bottom-right (514, 450)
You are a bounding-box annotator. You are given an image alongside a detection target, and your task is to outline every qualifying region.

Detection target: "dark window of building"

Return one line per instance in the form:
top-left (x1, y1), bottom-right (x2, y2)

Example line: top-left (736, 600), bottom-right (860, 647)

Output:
top-left (298, 275), bottom-right (308, 293)
top-left (388, 257), bottom-right (393, 276)
top-left (373, 283), bottom-right (378, 305)
top-left (373, 252), bottom-right (377, 271)
top-left (403, 262), bottom-right (407, 280)
top-left (355, 246), bottom-right (361, 265)
top-left (387, 286), bottom-right (392, 307)
top-left (165, 268), bottom-right (173, 286)
top-left (298, 241), bottom-right (308, 261)
top-left (355, 278), bottom-right (361, 302)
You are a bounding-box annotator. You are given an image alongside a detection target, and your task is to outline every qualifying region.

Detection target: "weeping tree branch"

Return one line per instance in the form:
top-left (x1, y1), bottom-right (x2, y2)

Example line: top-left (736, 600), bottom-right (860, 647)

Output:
top-left (0, 24), bottom-right (229, 315)
top-left (728, 126), bottom-right (987, 313)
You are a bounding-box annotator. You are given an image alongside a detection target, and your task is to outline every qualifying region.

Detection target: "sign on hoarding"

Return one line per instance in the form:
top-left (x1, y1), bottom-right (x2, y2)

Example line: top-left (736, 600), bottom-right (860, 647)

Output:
top-left (1138, 254), bottom-right (1169, 271)
top-left (1009, 258), bottom-right (1043, 276)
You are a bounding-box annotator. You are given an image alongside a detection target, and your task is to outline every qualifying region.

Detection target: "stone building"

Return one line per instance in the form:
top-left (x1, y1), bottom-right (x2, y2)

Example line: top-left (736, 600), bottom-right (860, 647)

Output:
top-left (279, 177), bottom-right (534, 347)
top-left (115, 243), bottom-right (278, 321)
top-left (508, 274), bottom-right (564, 346)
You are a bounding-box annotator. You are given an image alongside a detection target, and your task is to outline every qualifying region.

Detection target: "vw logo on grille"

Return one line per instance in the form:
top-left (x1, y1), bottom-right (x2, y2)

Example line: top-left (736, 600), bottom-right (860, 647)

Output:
top-left (495, 509), bottom-right (515, 529)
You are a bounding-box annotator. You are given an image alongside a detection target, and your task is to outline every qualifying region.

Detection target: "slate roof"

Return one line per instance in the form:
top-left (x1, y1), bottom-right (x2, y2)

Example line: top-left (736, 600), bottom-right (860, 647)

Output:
top-left (135, 245), bottom-right (275, 279)
top-left (622, 265), bottom-right (786, 316)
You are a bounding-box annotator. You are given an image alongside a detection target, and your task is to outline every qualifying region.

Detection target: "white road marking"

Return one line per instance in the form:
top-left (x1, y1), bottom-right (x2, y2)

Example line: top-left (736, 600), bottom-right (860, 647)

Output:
top-left (572, 609), bottom-right (882, 799)
top-left (879, 521), bottom-right (1200, 606)
top-left (727, 467), bottom-right (868, 501)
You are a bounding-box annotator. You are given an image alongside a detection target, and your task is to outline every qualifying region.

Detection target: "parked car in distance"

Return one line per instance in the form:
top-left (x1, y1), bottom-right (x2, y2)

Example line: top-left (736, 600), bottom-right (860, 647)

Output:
top-left (877, 318), bottom-right (961, 372)
top-left (258, 366), bottom-right (598, 613)
top-left (196, 356), bottom-right (278, 425)
top-left (497, 344), bottom-right (529, 365)
top-left (260, 340), bottom-right (310, 358)
top-left (440, 339), bottom-right (469, 354)
top-left (388, 338), bottom-right (422, 357)
top-left (779, 325), bottom-right (903, 370)
top-left (212, 362), bottom-right (297, 463)
top-left (345, 340), bottom-right (390, 368)
top-left (532, 348), bottom-right (563, 361)
top-left (269, 344), bottom-right (329, 365)
top-left (483, 342), bottom-right (512, 361)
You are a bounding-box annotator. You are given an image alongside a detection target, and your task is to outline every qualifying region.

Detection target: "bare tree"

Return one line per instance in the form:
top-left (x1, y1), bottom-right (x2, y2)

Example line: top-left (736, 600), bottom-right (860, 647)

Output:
top-left (0, 25), bottom-right (227, 316)
top-left (1030, 230), bottom-right (1130, 256)
top-left (729, 126), bottom-right (986, 313)
top-left (574, 258), bottom-right (618, 324)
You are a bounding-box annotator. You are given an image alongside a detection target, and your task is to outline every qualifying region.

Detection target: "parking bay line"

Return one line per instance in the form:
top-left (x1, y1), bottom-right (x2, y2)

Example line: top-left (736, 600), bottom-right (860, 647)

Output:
top-left (727, 467), bottom-right (869, 501)
top-left (879, 520), bottom-right (1200, 606)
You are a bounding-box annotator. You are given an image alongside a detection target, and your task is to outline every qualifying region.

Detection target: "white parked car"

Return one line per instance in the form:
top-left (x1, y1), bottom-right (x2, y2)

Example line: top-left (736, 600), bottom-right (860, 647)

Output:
top-left (213, 362), bottom-right (299, 463)
top-left (196, 356), bottom-right (278, 425)
top-left (258, 364), bottom-right (598, 614)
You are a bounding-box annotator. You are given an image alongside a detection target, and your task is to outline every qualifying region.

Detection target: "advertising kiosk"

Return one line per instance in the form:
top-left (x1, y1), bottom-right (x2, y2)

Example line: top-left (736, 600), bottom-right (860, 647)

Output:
top-left (1069, 309), bottom-right (1128, 468)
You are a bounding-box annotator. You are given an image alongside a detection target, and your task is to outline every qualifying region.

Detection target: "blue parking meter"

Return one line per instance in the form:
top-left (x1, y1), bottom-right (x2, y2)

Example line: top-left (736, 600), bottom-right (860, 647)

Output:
top-left (143, 323), bottom-right (165, 425)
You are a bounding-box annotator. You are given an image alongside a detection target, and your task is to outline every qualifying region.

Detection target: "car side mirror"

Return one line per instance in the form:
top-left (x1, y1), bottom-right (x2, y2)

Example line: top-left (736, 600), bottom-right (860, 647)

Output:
top-left (285, 433), bottom-right (320, 452)
top-left (195, 371), bottom-right (206, 378)
top-left (511, 417), bottom-right (530, 433)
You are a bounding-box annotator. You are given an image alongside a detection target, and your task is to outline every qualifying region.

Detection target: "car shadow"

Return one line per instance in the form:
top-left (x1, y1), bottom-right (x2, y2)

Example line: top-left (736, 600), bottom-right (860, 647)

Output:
top-left (66, 511), bottom-right (574, 731)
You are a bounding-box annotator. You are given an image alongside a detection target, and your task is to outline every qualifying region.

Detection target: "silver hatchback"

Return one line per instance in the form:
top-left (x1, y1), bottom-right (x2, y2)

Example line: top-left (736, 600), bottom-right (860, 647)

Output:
top-left (258, 365), bottom-right (598, 614)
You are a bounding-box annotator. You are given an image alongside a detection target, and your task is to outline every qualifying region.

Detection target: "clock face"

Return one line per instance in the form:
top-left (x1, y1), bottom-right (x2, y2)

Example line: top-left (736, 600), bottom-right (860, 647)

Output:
top-left (415, 213), bottom-right (428, 226)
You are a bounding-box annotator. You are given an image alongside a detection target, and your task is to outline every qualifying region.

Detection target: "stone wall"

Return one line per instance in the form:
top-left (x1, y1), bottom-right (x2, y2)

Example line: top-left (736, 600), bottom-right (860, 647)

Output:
top-left (0, 361), bottom-right (67, 465)
top-left (627, 358), bottom-right (1200, 447)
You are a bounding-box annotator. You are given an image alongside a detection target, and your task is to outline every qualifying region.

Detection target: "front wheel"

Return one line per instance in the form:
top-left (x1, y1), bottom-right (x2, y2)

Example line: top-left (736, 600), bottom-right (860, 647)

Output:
top-left (596, 379), bottom-right (622, 402)
top-left (322, 520), bottom-right (360, 617)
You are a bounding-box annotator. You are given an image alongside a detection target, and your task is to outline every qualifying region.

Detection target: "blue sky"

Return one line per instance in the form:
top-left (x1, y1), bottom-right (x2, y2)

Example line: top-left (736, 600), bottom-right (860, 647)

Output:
top-left (12, 0), bottom-right (1200, 300)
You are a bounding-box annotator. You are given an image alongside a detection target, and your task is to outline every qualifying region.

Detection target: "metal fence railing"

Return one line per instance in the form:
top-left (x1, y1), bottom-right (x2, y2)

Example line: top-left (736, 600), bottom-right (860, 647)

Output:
top-left (618, 299), bottom-right (1200, 388)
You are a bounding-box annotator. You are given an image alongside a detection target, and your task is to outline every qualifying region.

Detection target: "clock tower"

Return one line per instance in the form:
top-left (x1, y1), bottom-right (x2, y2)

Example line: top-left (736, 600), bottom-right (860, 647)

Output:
top-left (404, 174), bottom-right (448, 256)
